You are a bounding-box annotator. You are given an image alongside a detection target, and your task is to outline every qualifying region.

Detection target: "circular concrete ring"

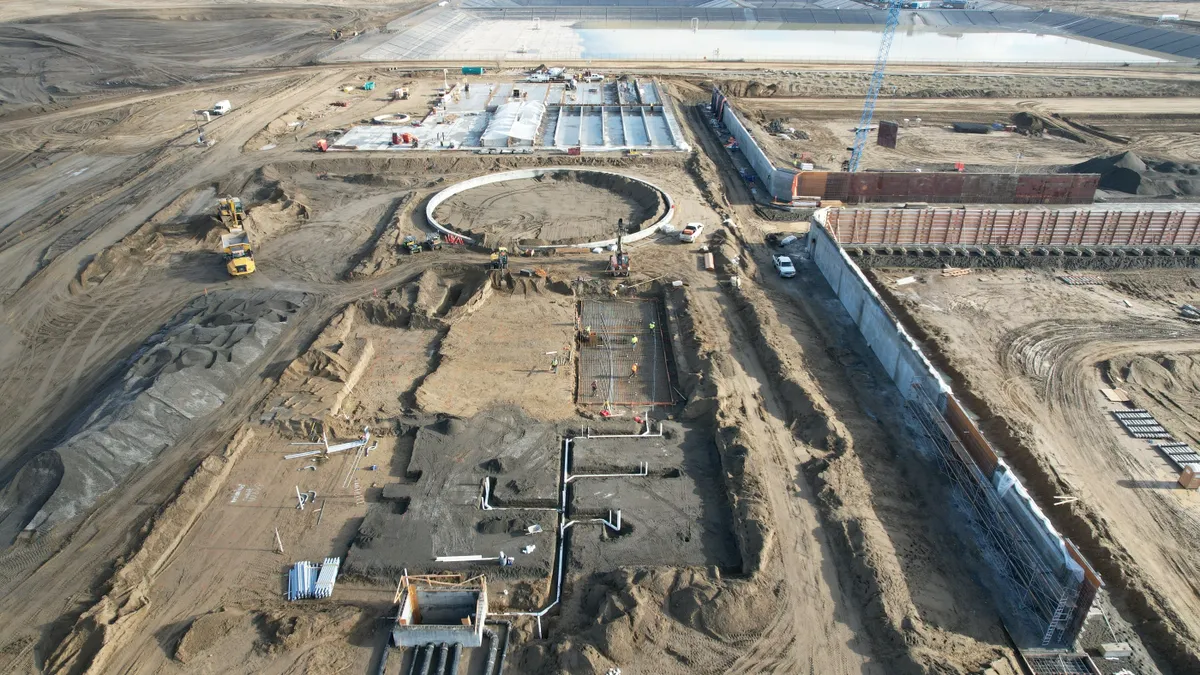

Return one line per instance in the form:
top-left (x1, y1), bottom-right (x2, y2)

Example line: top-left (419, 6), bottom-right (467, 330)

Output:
top-left (426, 167), bottom-right (675, 250)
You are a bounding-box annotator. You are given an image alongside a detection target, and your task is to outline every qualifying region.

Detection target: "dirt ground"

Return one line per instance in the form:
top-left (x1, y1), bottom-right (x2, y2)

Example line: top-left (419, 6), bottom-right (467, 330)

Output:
top-left (3, 5), bottom-right (1200, 673)
top-left (871, 266), bottom-right (1200, 671)
top-left (1021, 0), bottom-right (1200, 25)
top-left (434, 172), bottom-right (662, 246)
top-left (735, 95), bottom-right (1200, 171)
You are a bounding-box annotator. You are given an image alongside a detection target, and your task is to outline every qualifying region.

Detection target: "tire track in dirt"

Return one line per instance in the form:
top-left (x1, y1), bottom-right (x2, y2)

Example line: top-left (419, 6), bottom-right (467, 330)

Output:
top-left (876, 283), bottom-right (1200, 673)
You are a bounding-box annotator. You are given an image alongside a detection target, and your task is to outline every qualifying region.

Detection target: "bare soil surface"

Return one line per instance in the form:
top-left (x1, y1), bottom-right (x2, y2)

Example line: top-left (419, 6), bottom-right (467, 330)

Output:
top-left (871, 266), bottom-right (1200, 672)
top-left (0, 3), bottom-right (423, 117)
top-left (0, 36), bottom-right (1196, 675)
top-left (435, 170), bottom-right (666, 246)
top-left (736, 96), bottom-right (1200, 171)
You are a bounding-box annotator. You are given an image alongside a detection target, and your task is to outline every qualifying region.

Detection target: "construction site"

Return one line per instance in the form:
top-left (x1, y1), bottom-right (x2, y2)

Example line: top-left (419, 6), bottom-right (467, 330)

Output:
top-left (5, 1), bottom-right (1200, 675)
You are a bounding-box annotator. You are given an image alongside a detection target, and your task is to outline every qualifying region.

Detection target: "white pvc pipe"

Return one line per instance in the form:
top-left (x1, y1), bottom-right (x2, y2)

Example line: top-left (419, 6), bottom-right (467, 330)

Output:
top-left (566, 462), bottom-right (648, 483)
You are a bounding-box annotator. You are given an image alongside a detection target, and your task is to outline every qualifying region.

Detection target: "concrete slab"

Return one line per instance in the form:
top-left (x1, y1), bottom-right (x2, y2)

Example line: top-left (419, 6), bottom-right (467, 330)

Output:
top-left (331, 80), bottom-right (689, 153)
top-left (345, 411), bottom-right (559, 579)
top-left (568, 425), bottom-right (741, 570)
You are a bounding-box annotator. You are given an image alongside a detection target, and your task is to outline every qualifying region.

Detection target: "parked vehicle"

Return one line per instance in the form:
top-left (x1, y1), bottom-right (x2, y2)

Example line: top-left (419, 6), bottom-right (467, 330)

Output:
top-left (773, 255), bottom-right (796, 278)
top-left (680, 223), bottom-right (704, 243)
top-left (527, 73), bottom-right (550, 83)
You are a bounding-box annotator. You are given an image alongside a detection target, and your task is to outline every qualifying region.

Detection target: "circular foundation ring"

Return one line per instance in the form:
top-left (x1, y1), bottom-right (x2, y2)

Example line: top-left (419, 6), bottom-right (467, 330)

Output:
top-left (426, 167), bottom-right (675, 250)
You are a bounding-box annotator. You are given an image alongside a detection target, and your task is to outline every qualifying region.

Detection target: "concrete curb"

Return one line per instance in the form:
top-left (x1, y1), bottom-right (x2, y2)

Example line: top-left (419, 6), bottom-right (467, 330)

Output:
top-left (425, 167), bottom-right (676, 250)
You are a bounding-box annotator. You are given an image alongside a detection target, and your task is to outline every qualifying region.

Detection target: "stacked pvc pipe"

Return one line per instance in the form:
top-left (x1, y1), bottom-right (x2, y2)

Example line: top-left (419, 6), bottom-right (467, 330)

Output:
top-left (314, 557), bottom-right (340, 599)
top-left (286, 558), bottom-right (340, 601)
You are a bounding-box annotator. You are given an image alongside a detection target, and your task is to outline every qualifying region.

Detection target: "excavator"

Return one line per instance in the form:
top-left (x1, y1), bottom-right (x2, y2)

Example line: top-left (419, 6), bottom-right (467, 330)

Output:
top-left (489, 246), bottom-right (509, 270)
top-left (216, 197), bottom-right (256, 276)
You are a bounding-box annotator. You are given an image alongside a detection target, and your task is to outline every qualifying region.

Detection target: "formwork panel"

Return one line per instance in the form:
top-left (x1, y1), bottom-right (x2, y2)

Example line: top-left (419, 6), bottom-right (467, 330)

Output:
top-left (578, 299), bottom-right (673, 407)
top-left (826, 207), bottom-right (1200, 247)
top-left (797, 171), bottom-right (828, 199)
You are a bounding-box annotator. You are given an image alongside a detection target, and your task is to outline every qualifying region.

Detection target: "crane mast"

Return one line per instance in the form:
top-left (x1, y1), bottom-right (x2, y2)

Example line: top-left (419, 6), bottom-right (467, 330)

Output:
top-left (848, 1), bottom-right (903, 173)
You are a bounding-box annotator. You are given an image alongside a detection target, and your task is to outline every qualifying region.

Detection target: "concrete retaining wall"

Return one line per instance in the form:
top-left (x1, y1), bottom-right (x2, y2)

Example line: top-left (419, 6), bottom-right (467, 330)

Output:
top-left (807, 216), bottom-right (949, 402)
top-left (711, 88), bottom-right (797, 202)
top-left (710, 88), bottom-right (1098, 205)
top-left (808, 208), bottom-right (1102, 645)
top-left (425, 167), bottom-right (675, 249)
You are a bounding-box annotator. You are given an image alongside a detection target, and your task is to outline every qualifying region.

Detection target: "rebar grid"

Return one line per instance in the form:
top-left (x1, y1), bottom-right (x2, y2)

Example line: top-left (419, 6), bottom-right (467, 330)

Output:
top-left (1024, 654), bottom-right (1098, 675)
top-left (577, 299), bottom-right (673, 406)
top-left (909, 394), bottom-right (1083, 648)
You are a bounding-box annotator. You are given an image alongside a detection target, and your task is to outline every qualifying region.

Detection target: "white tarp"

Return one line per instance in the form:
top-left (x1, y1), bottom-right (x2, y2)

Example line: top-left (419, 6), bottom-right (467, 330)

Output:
top-left (481, 100), bottom-right (545, 147)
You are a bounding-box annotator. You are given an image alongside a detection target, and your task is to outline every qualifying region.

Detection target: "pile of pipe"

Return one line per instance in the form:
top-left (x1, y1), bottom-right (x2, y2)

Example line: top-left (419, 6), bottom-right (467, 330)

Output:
top-left (287, 557), bottom-right (340, 600)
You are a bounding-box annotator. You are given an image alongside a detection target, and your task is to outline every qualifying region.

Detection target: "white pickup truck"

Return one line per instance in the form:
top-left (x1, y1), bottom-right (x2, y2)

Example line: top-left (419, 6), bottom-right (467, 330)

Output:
top-left (773, 255), bottom-right (796, 278)
top-left (679, 223), bottom-right (704, 243)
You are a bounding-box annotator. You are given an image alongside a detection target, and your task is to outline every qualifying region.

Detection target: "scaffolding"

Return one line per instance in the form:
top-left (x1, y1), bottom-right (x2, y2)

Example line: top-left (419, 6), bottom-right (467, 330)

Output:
top-left (577, 299), bottom-right (675, 407)
top-left (908, 391), bottom-right (1093, 648)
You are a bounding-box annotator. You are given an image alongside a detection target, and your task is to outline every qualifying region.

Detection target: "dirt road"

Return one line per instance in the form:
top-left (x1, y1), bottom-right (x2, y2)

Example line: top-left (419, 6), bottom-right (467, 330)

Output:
top-left (741, 96), bottom-right (1200, 117)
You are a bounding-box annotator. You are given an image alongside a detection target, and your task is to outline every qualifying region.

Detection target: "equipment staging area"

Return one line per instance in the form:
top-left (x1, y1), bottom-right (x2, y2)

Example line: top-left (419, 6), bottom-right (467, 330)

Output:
top-left (4, 1), bottom-right (1200, 675)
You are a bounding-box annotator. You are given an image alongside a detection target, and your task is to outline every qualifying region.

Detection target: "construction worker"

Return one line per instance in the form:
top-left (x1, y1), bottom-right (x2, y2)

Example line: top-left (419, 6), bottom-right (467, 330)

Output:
top-left (631, 335), bottom-right (638, 346)
top-left (551, 356), bottom-right (559, 374)
top-left (649, 322), bottom-right (656, 331)
top-left (591, 380), bottom-right (598, 397)
top-left (629, 363), bottom-right (639, 380)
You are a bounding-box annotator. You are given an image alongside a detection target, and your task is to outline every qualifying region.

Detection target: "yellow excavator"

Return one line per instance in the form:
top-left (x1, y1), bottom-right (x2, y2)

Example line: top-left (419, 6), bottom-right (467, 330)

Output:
top-left (216, 197), bottom-right (256, 276)
top-left (489, 246), bottom-right (509, 270)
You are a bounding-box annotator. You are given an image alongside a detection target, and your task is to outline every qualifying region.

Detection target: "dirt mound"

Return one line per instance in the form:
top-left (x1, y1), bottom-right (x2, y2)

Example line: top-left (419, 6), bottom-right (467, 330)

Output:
top-left (1065, 151), bottom-right (1200, 196)
top-left (174, 608), bottom-right (250, 664)
top-left (257, 605), bottom-right (364, 655)
top-left (0, 292), bottom-right (303, 542)
top-left (237, 167), bottom-right (311, 241)
top-left (345, 191), bottom-right (416, 279)
top-left (45, 428), bottom-right (255, 675)
top-left (434, 170), bottom-right (667, 247)
top-left (71, 186), bottom-right (220, 292)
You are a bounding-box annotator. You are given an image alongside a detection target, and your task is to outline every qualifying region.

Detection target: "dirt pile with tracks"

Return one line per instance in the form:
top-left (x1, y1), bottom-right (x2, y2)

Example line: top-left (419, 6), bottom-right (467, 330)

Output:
top-left (870, 267), bottom-right (1200, 673)
top-left (44, 427), bottom-right (254, 675)
top-left (0, 292), bottom-right (303, 543)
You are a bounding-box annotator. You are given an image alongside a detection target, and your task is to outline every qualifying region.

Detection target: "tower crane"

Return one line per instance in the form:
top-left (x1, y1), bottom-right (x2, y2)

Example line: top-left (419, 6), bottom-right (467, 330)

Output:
top-left (848, 1), bottom-right (903, 173)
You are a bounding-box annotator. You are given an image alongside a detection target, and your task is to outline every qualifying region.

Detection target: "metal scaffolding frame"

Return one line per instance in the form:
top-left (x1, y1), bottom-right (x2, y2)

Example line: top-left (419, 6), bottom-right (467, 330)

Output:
top-left (577, 299), bottom-right (675, 407)
top-left (908, 393), bottom-right (1084, 648)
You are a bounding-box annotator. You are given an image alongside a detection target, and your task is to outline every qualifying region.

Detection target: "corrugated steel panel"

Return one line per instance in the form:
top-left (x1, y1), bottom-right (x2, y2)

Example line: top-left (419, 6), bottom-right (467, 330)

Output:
top-left (814, 171), bottom-right (1096, 205)
top-left (826, 207), bottom-right (1200, 246)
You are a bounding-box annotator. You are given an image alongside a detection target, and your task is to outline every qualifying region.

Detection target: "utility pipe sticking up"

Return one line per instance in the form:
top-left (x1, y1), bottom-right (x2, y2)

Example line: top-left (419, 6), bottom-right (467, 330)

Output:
top-left (417, 643), bottom-right (433, 675)
top-left (433, 643), bottom-right (448, 675)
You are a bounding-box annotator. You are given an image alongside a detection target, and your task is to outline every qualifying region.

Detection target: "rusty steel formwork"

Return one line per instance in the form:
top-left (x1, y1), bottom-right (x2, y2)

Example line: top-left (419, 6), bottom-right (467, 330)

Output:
top-left (826, 207), bottom-right (1200, 247)
top-left (806, 172), bottom-right (1098, 205)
